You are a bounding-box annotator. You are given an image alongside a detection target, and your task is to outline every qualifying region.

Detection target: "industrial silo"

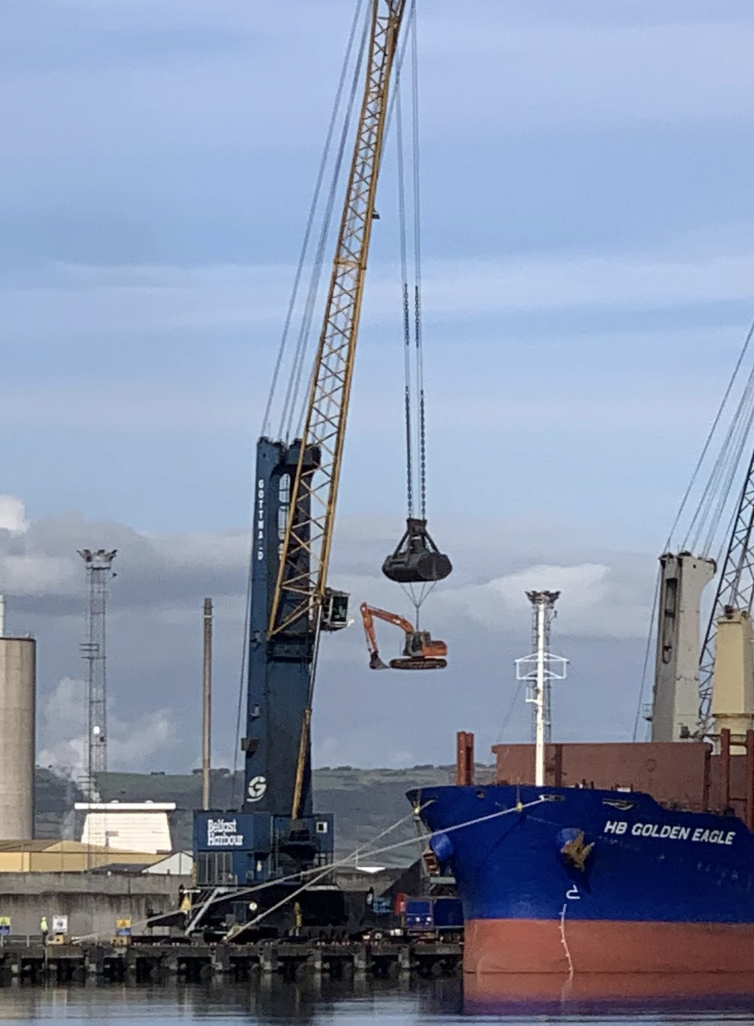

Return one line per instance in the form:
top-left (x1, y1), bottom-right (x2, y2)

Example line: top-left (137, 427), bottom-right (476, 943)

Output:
top-left (0, 601), bottom-right (36, 840)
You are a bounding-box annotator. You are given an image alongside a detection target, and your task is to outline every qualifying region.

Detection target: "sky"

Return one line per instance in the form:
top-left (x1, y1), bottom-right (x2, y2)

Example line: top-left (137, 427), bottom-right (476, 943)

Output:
top-left (2, 0), bottom-right (754, 775)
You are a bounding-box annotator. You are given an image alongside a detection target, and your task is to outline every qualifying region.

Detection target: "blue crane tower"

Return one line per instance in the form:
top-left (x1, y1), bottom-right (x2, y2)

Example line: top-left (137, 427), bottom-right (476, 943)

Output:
top-left (192, 0), bottom-right (409, 924)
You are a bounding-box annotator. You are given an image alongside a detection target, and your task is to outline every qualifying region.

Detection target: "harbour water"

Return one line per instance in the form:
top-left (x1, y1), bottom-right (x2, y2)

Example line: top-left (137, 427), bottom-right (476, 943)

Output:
top-left (2, 978), bottom-right (754, 1024)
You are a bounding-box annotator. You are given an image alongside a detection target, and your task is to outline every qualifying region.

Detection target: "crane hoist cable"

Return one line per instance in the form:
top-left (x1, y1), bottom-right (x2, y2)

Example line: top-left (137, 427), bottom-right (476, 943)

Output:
top-left (236, 0), bottom-right (390, 804)
top-left (396, 9), bottom-right (427, 527)
top-left (260, 0), bottom-right (369, 443)
top-left (382, 8), bottom-right (452, 614)
top-left (290, 4), bottom-right (418, 447)
top-left (396, 82), bottom-right (414, 522)
top-left (633, 313), bottom-right (754, 739)
top-left (265, 2), bottom-right (410, 822)
top-left (411, 13), bottom-right (428, 524)
top-left (671, 316), bottom-right (754, 556)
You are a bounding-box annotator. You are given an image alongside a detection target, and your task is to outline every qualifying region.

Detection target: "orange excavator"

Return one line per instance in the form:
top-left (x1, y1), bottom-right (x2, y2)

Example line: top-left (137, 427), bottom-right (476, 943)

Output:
top-left (360, 602), bottom-right (448, 670)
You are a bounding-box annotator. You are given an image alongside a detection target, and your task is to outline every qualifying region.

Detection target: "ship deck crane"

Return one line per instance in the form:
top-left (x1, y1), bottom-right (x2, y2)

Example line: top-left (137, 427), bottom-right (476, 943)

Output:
top-left (192, 0), bottom-right (409, 925)
top-left (648, 316), bottom-right (754, 743)
top-left (360, 601), bottom-right (448, 670)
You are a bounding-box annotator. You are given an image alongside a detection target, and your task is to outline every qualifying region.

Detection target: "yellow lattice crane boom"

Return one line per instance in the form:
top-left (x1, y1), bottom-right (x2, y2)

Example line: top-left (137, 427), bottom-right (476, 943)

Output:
top-left (270, 0), bottom-right (407, 641)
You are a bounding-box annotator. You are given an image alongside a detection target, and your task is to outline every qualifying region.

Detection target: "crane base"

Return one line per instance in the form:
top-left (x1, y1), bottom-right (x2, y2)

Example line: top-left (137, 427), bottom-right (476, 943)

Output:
top-left (389, 657), bottom-right (447, 671)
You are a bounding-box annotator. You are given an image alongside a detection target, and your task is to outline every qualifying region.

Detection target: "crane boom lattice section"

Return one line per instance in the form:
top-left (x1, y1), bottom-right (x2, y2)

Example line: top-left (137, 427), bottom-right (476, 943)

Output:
top-left (698, 446), bottom-right (754, 731)
top-left (269, 0), bottom-right (407, 638)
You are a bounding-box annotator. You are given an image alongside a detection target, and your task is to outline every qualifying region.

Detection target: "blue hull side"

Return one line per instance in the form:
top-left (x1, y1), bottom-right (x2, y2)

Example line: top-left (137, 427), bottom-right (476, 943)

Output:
top-left (409, 784), bottom-right (754, 925)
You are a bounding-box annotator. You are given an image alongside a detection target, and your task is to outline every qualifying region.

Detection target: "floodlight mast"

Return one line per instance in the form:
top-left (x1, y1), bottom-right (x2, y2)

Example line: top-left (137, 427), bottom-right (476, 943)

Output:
top-left (78, 548), bottom-right (117, 800)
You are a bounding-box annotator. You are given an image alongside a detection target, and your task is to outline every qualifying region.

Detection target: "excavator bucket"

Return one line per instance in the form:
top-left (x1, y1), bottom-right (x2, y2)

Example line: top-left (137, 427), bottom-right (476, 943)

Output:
top-left (369, 652), bottom-right (388, 670)
top-left (389, 657), bottom-right (447, 670)
top-left (382, 518), bottom-right (452, 584)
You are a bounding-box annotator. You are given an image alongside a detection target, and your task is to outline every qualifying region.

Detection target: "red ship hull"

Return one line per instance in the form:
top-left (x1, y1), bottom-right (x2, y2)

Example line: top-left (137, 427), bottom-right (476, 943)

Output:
top-left (465, 918), bottom-right (754, 975)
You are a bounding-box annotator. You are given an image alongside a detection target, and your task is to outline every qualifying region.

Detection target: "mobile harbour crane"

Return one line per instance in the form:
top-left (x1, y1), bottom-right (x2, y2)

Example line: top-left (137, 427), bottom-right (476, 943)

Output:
top-left (189, 0), bottom-right (451, 937)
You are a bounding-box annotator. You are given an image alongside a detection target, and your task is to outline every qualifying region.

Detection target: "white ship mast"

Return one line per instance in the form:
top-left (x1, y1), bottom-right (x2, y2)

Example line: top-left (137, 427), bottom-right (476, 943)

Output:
top-left (515, 590), bottom-right (568, 786)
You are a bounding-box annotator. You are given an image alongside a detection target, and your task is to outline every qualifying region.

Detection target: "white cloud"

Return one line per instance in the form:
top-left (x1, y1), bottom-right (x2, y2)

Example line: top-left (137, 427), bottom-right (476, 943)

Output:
top-left (1, 555), bottom-right (77, 596)
top-left (37, 676), bottom-right (178, 775)
top-left (5, 240), bottom-right (754, 346)
top-left (436, 561), bottom-right (652, 640)
top-left (106, 709), bottom-right (174, 769)
top-left (0, 496), bottom-right (30, 533)
top-left (37, 676), bottom-right (87, 775)
top-left (0, 495), bottom-right (662, 768)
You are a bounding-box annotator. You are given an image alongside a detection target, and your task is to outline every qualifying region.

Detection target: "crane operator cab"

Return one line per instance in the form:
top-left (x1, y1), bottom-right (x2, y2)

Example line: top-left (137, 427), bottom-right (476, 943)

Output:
top-left (382, 518), bottom-right (452, 584)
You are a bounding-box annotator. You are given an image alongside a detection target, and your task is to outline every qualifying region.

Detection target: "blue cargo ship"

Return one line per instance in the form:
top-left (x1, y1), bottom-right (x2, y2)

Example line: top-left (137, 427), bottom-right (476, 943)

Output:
top-left (408, 773), bottom-right (754, 974)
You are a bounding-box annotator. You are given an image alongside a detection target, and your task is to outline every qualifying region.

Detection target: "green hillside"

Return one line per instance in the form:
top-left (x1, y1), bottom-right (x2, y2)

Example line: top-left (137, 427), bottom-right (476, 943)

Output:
top-left (34, 765), bottom-right (494, 865)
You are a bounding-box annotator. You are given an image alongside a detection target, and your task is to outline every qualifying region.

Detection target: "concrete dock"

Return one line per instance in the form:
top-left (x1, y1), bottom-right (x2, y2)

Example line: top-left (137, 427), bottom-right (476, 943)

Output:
top-left (0, 938), bottom-right (462, 984)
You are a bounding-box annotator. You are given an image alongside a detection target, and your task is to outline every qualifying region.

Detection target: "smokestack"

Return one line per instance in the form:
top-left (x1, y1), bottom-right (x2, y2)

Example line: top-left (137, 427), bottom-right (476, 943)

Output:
top-left (0, 595), bottom-right (6, 638)
top-left (202, 598), bottom-right (213, 811)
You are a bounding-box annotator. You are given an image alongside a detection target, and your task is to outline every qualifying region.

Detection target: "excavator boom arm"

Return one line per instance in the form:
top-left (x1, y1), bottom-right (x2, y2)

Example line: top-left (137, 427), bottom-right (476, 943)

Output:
top-left (361, 602), bottom-right (417, 634)
top-left (360, 602), bottom-right (415, 669)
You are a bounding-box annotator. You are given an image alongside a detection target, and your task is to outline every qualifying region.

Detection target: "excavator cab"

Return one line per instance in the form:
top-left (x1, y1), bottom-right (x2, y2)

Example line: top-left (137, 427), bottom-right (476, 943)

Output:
top-left (360, 603), bottom-right (447, 671)
top-left (394, 629), bottom-right (447, 670)
top-left (382, 518), bottom-right (452, 584)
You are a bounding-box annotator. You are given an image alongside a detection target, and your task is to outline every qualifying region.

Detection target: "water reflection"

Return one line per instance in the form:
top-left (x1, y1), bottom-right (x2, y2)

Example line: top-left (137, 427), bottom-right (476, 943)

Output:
top-left (0, 977), bottom-right (463, 1023)
top-left (465, 971), bottom-right (754, 1018)
top-left (0, 974), bottom-right (754, 1023)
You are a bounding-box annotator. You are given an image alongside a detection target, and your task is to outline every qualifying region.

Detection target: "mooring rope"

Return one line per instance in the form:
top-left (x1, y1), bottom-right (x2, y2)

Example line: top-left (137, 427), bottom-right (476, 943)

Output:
top-left (72, 795), bottom-right (546, 943)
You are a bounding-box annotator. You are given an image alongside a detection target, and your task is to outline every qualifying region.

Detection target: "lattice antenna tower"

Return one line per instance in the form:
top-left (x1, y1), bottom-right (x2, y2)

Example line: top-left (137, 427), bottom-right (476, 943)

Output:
top-left (78, 548), bottom-right (117, 800)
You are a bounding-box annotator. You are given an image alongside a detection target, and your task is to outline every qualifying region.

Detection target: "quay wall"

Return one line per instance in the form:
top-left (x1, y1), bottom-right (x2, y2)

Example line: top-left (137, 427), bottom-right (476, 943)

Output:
top-left (0, 873), bottom-right (189, 938)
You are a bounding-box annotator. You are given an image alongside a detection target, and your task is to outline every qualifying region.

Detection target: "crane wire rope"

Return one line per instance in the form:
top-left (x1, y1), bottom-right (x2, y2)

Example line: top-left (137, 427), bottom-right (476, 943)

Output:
top-left (397, 7), bottom-right (427, 524)
top-left (240, 3), bottom-right (368, 800)
top-left (681, 318), bottom-right (754, 554)
top-left (287, 13), bottom-right (372, 443)
top-left (411, 14), bottom-right (427, 524)
top-left (394, 8), bottom-right (434, 621)
top-left (231, 547), bottom-right (254, 810)
top-left (291, 0), bottom-right (417, 447)
top-left (700, 389), bottom-right (754, 556)
top-left (224, 794), bottom-right (548, 937)
top-left (260, 0), bottom-right (368, 440)
top-left (229, 800), bottom-right (429, 939)
top-left (286, 0), bottom-right (417, 445)
top-left (632, 315), bottom-right (754, 736)
top-left (71, 795), bottom-right (548, 945)
top-left (632, 569), bottom-right (661, 742)
top-left (396, 80), bottom-right (414, 520)
top-left (664, 320), bottom-right (754, 553)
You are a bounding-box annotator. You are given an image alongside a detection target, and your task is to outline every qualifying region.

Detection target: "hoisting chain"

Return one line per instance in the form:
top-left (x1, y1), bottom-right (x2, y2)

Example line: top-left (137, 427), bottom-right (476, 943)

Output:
top-left (404, 292), bottom-right (414, 519)
top-left (411, 16), bottom-right (426, 522)
top-left (396, 77), bottom-right (414, 519)
top-left (396, 8), bottom-right (425, 524)
top-left (416, 284), bottom-right (426, 520)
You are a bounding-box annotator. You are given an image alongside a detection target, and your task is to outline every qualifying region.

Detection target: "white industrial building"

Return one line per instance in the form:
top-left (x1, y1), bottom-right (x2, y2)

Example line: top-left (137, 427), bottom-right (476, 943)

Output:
top-left (142, 851), bottom-right (194, 875)
top-left (75, 801), bottom-right (175, 854)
